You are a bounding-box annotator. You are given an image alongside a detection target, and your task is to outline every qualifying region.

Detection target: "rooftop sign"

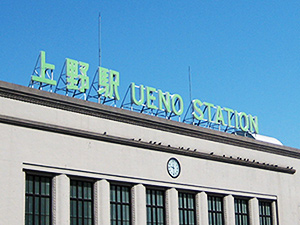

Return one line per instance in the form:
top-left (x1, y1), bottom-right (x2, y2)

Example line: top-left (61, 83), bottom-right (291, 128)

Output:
top-left (29, 51), bottom-right (259, 134)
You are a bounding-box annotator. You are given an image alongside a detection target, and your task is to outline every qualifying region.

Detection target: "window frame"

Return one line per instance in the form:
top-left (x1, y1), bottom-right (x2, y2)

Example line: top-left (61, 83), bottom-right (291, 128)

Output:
top-left (259, 199), bottom-right (273, 225)
top-left (178, 191), bottom-right (196, 225)
top-left (25, 172), bottom-right (53, 225)
top-left (146, 187), bottom-right (166, 225)
top-left (207, 194), bottom-right (224, 225)
top-left (234, 197), bottom-right (249, 225)
top-left (110, 183), bottom-right (132, 225)
top-left (70, 178), bottom-right (94, 225)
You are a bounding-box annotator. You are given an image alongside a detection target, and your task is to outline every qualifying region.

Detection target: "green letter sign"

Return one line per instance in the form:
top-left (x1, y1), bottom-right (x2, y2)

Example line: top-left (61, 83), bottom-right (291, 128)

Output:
top-left (98, 67), bottom-right (120, 100)
top-left (31, 51), bottom-right (57, 86)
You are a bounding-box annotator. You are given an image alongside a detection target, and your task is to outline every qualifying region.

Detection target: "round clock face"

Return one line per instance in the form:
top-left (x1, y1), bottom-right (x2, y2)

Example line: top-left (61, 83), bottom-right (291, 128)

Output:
top-left (167, 158), bottom-right (181, 178)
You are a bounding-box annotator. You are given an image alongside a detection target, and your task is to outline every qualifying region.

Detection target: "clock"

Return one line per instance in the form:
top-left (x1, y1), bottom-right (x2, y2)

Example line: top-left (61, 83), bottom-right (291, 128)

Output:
top-left (167, 158), bottom-right (181, 178)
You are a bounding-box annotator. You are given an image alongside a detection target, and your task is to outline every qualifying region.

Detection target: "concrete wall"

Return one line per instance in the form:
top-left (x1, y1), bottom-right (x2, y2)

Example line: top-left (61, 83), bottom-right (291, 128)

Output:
top-left (0, 84), bottom-right (299, 224)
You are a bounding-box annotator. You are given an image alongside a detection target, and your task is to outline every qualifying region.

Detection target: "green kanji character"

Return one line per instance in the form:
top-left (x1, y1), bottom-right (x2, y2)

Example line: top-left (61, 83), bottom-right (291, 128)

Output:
top-left (78, 61), bottom-right (89, 93)
top-left (98, 67), bottom-right (109, 96)
top-left (98, 67), bottom-right (120, 100)
top-left (66, 58), bottom-right (78, 90)
top-left (66, 59), bottom-right (89, 93)
top-left (31, 51), bottom-right (57, 86)
top-left (108, 69), bottom-right (120, 100)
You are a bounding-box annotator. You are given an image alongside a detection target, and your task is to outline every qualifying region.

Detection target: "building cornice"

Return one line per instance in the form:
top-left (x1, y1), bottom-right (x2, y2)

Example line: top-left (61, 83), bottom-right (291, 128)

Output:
top-left (0, 80), bottom-right (299, 161)
top-left (0, 114), bottom-right (295, 174)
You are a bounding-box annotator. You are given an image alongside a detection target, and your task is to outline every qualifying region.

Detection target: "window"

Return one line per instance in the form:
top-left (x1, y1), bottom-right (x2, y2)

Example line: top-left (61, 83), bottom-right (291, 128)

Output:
top-left (235, 198), bottom-right (249, 225)
top-left (146, 189), bottom-right (165, 225)
top-left (110, 184), bottom-right (131, 225)
top-left (178, 192), bottom-right (196, 225)
top-left (70, 180), bottom-right (93, 225)
top-left (259, 200), bottom-right (273, 225)
top-left (208, 195), bottom-right (223, 225)
top-left (25, 174), bottom-right (51, 225)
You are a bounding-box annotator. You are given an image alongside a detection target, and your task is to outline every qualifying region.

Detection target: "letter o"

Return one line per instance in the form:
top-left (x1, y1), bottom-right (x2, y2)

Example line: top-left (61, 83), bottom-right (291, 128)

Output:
top-left (171, 94), bottom-right (184, 116)
top-left (239, 112), bottom-right (249, 132)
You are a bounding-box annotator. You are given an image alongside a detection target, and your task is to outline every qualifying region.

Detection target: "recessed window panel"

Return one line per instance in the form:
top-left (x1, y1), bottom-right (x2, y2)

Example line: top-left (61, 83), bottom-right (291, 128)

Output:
top-left (259, 200), bottom-right (273, 225)
top-left (25, 174), bottom-right (51, 225)
top-left (178, 192), bottom-right (196, 225)
top-left (70, 180), bottom-right (93, 225)
top-left (146, 189), bottom-right (165, 225)
top-left (208, 195), bottom-right (223, 225)
top-left (110, 184), bottom-right (131, 225)
top-left (235, 198), bottom-right (249, 225)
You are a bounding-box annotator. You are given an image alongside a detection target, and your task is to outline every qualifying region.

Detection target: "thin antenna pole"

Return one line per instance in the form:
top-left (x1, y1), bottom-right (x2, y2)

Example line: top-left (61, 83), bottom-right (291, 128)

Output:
top-left (188, 66), bottom-right (192, 103)
top-left (97, 13), bottom-right (101, 104)
top-left (98, 13), bottom-right (101, 67)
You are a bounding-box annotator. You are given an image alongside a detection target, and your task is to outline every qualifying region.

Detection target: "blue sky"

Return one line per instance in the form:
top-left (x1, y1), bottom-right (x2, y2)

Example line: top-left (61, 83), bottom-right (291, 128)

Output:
top-left (0, 1), bottom-right (299, 149)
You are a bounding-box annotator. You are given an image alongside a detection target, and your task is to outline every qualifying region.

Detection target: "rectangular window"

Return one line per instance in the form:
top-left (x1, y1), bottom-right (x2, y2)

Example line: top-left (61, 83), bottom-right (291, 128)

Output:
top-left (25, 174), bottom-right (51, 225)
top-left (110, 184), bottom-right (131, 225)
top-left (208, 195), bottom-right (224, 225)
top-left (259, 200), bottom-right (273, 225)
top-left (178, 192), bottom-right (196, 225)
top-left (235, 198), bottom-right (249, 225)
top-left (70, 180), bottom-right (93, 225)
top-left (146, 189), bottom-right (165, 225)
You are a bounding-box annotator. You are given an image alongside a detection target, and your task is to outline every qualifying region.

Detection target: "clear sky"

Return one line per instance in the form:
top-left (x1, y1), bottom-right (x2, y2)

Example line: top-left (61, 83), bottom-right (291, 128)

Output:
top-left (0, 1), bottom-right (299, 149)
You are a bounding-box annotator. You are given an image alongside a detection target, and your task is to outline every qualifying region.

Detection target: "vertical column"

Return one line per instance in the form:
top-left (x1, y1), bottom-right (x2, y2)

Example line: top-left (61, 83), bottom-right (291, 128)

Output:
top-left (94, 179), bottom-right (110, 225)
top-left (224, 195), bottom-right (235, 225)
top-left (52, 174), bottom-right (70, 225)
top-left (271, 201), bottom-right (278, 225)
top-left (196, 192), bottom-right (209, 225)
top-left (249, 198), bottom-right (260, 225)
top-left (166, 188), bottom-right (179, 225)
top-left (132, 184), bottom-right (146, 225)
top-left (22, 171), bottom-right (26, 225)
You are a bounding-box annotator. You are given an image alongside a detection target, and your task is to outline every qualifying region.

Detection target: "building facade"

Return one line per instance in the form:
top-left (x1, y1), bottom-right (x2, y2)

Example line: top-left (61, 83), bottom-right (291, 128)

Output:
top-left (0, 80), bottom-right (299, 225)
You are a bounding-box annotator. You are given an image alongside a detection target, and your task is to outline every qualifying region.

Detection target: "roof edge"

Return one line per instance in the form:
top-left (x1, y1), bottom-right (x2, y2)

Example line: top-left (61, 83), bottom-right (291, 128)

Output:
top-left (0, 80), bottom-right (299, 159)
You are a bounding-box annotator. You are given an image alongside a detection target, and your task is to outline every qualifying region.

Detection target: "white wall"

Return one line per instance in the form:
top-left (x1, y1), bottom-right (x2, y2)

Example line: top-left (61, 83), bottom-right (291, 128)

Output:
top-left (0, 96), bottom-right (299, 224)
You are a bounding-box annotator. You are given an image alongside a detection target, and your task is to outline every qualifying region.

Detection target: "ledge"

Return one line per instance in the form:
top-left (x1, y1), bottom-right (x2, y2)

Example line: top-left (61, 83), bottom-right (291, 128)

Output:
top-left (0, 80), bottom-right (300, 160)
top-left (0, 114), bottom-right (296, 174)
